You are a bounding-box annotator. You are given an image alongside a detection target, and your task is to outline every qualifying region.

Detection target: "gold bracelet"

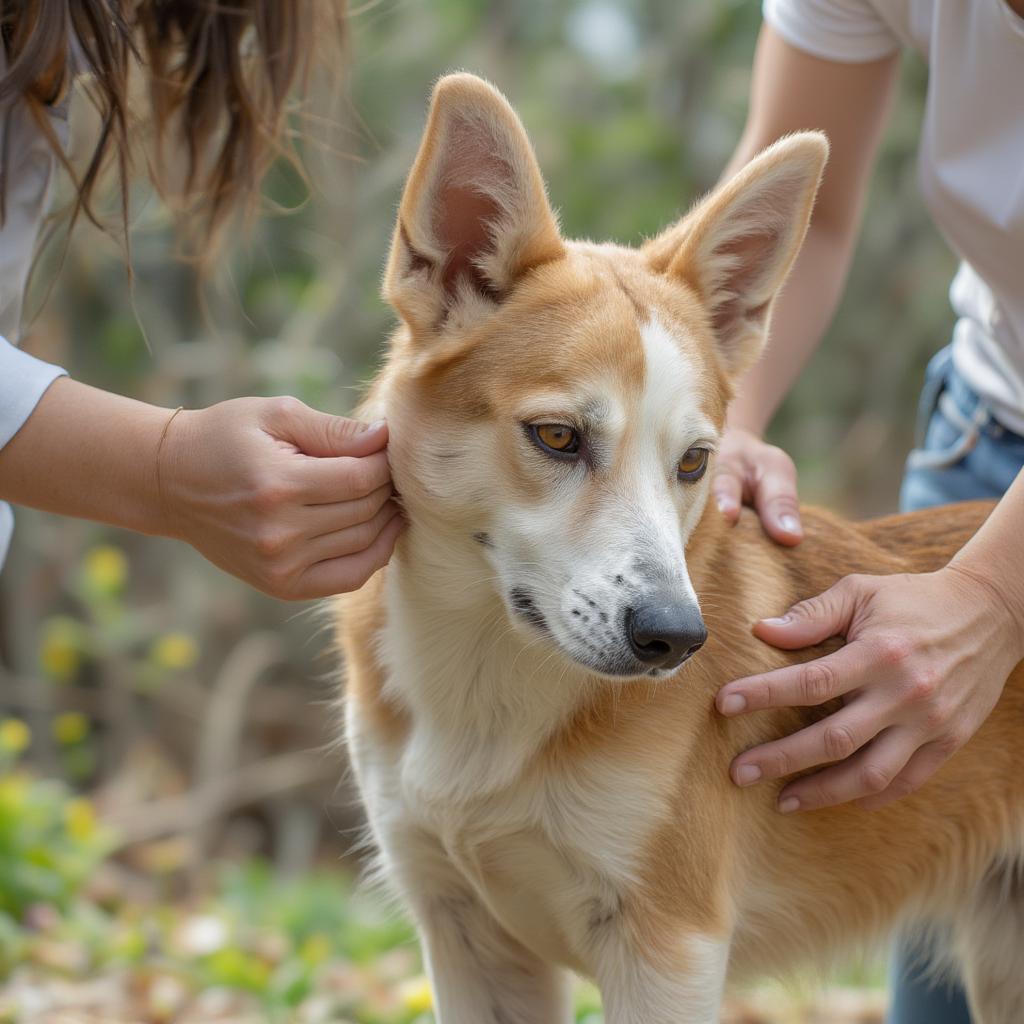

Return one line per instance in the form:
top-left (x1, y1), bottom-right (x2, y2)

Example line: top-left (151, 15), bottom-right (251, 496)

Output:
top-left (155, 406), bottom-right (185, 533)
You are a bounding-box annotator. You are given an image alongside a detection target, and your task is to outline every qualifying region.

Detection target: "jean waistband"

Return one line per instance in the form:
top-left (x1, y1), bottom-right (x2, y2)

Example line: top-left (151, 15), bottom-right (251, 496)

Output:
top-left (942, 364), bottom-right (1024, 446)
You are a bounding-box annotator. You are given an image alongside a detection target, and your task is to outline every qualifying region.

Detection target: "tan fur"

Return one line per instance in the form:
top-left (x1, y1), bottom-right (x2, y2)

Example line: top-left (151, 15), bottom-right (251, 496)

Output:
top-left (335, 75), bottom-right (1023, 1023)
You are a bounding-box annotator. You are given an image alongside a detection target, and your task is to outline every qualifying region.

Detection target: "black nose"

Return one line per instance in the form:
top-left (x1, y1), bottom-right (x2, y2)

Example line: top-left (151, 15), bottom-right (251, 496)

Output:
top-left (626, 601), bottom-right (707, 669)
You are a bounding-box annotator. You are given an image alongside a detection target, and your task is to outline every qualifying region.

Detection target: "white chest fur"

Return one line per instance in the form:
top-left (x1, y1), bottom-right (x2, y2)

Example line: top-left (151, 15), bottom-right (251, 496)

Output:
top-left (347, 565), bottom-right (675, 974)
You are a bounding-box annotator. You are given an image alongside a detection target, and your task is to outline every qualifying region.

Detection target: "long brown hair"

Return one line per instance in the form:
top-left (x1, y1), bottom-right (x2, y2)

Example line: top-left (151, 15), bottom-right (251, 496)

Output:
top-left (0, 0), bottom-right (347, 265)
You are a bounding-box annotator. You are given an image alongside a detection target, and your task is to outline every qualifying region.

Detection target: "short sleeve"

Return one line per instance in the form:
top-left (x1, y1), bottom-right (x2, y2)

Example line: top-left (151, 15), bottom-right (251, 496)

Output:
top-left (763, 0), bottom-right (901, 62)
top-left (0, 334), bottom-right (67, 450)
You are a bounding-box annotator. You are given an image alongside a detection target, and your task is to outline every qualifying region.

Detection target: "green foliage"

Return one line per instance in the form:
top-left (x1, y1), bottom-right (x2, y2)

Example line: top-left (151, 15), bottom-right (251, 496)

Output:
top-left (0, 775), bottom-right (112, 926)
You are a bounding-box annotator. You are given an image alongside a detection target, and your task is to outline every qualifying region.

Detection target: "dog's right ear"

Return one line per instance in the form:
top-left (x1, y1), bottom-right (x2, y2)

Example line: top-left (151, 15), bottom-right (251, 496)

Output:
top-left (644, 133), bottom-right (828, 380)
top-left (384, 73), bottom-right (565, 336)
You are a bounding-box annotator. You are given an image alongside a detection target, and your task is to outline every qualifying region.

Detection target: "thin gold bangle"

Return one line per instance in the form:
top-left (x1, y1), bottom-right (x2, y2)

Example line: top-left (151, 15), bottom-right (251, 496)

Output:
top-left (155, 406), bottom-right (185, 534)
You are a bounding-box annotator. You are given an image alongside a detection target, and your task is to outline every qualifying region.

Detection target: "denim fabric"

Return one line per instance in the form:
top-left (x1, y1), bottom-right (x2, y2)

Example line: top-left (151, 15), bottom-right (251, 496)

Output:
top-left (889, 345), bottom-right (1024, 1024)
top-left (899, 346), bottom-right (1024, 512)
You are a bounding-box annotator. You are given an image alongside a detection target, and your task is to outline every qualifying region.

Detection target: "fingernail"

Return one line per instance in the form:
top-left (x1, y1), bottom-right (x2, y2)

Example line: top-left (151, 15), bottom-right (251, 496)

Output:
top-left (761, 614), bottom-right (792, 627)
top-left (716, 494), bottom-right (736, 513)
top-left (361, 419), bottom-right (386, 433)
top-left (778, 796), bottom-right (800, 814)
top-left (719, 693), bottom-right (746, 715)
top-left (735, 764), bottom-right (761, 786)
top-left (780, 515), bottom-right (801, 535)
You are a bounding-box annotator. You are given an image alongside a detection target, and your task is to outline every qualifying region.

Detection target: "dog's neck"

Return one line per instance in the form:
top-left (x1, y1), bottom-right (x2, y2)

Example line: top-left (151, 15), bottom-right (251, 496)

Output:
top-left (380, 519), bottom-right (598, 802)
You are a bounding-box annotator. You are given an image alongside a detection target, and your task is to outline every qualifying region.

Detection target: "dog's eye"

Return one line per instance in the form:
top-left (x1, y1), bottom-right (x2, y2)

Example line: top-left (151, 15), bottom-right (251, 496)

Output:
top-left (532, 423), bottom-right (580, 455)
top-left (677, 447), bottom-right (709, 481)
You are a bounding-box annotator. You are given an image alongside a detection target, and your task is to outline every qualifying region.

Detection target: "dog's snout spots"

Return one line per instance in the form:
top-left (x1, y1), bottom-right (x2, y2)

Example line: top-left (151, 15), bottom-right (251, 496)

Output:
top-left (509, 587), bottom-right (548, 634)
top-left (472, 531), bottom-right (493, 548)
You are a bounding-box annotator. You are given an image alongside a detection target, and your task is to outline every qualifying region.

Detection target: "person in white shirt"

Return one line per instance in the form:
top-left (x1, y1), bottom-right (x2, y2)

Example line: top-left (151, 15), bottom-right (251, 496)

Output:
top-left (0, 3), bottom-right (402, 598)
top-left (711, 2), bottom-right (1024, 1021)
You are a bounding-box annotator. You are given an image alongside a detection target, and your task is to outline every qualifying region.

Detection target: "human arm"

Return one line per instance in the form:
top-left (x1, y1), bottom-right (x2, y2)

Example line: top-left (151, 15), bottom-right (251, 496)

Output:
top-left (713, 23), bottom-right (899, 542)
top-left (716, 471), bottom-right (1024, 810)
top-left (0, 376), bottom-right (403, 599)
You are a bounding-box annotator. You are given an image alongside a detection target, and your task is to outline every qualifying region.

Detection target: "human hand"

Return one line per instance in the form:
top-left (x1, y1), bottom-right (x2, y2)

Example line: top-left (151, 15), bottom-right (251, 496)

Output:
top-left (716, 566), bottom-right (1024, 811)
top-left (159, 396), bottom-right (403, 599)
top-left (713, 427), bottom-right (803, 545)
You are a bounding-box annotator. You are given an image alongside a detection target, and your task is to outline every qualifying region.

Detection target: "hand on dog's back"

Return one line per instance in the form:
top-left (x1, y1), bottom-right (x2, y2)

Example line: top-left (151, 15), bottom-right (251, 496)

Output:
top-left (713, 425), bottom-right (803, 545)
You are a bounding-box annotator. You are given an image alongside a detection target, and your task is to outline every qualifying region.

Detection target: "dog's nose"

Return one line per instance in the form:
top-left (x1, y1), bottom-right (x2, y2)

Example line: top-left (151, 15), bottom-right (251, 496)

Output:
top-left (626, 602), bottom-right (707, 669)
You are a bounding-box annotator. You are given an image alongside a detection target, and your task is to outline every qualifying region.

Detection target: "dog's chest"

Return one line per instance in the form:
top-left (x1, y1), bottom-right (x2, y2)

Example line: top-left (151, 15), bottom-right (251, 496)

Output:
top-left (394, 731), bottom-right (669, 971)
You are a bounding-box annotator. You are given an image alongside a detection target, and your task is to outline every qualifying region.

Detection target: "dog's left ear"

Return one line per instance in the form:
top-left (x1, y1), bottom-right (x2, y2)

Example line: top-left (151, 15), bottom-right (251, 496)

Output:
top-left (384, 73), bottom-right (565, 336)
top-left (646, 133), bottom-right (828, 378)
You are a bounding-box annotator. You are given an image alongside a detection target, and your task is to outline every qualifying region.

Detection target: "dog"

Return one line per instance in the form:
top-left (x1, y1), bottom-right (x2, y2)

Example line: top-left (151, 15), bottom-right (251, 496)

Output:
top-left (335, 73), bottom-right (1024, 1023)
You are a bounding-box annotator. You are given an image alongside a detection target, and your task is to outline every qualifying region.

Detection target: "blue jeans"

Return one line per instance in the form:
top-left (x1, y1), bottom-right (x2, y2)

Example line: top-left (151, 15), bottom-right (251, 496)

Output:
top-left (889, 346), bottom-right (1024, 1024)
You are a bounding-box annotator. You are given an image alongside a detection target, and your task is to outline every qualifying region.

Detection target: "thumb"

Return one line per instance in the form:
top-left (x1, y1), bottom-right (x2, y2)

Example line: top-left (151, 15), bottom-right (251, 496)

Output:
top-left (753, 577), bottom-right (859, 650)
top-left (273, 400), bottom-right (389, 458)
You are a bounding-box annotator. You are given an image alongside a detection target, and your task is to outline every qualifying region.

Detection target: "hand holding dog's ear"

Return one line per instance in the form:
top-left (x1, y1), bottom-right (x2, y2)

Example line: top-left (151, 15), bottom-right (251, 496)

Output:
top-left (158, 397), bottom-right (403, 600)
top-left (717, 566), bottom-right (1024, 812)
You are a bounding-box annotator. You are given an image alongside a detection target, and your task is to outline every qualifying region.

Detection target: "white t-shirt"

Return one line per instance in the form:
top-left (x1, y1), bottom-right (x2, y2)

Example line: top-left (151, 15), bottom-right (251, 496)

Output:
top-left (764, 0), bottom-right (1024, 434)
top-left (0, 44), bottom-right (69, 566)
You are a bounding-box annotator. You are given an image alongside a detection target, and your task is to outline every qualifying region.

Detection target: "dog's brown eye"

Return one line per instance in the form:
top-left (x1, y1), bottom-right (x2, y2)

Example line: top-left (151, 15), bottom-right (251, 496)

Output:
top-left (677, 447), bottom-right (709, 480)
top-left (534, 424), bottom-right (579, 454)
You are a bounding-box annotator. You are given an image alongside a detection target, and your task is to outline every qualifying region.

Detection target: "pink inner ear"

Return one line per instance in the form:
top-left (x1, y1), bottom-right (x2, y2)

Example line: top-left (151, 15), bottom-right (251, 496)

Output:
top-left (430, 116), bottom-right (516, 302)
top-left (435, 183), bottom-right (504, 300)
top-left (708, 226), bottom-right (778, 335)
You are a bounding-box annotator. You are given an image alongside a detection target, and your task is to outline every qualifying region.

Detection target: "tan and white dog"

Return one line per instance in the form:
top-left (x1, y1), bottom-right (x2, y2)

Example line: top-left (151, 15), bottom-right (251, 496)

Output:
top-left (336, 74), bottom-right (1024, 1023)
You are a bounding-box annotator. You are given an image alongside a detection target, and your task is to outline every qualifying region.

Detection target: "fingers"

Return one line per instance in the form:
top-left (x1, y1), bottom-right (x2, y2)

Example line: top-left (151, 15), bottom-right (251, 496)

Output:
top-left (751, 576), bottom-right (860, 651)
top-left (857, 738), bottom-right (957, 811)
top-left (292, 450), bottom-right (393, 504)
top-left (295, 509), bottom-right (406, 599)
top-left (775, 726), bottom-right (919, 812)
top-left (266, 396), bottom-right (389, 459)
top-left (305, 500), bottom-right (402, 563)
top-left (303, 482), bottom-right (394, 536)
top-left (717, 638), bottom-right (866, 715)
top-left (712, 471), bottom-right (743, 524)
top-left (750, 449), bottom-right (803, 545)
top-left (728, 698), bottom-right (881, 785)
top-left (712, 429), bottom-right (802, 544)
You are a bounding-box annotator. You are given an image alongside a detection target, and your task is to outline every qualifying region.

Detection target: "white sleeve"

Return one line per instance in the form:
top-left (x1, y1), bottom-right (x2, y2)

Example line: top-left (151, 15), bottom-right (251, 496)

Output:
top-left (763, 0), bottom-right (900, 62)
top-left (0, 334), bottom-right (67, 450)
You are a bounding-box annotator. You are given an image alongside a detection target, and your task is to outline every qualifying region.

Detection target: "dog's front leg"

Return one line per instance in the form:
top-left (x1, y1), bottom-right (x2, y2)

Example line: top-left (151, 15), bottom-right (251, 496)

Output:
top-left (417, 890), bottom-right (572, 1024)
top-left (383, 831), bottom-right (572, 1024)
top-left (594, 930), bottom-right (729, 1024)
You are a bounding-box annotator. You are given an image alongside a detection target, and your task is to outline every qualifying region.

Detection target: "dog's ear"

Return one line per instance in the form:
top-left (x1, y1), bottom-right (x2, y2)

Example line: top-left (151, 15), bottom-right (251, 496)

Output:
top-left (646, 133), bottom-right (828, 378)
top-left (384, 73), bottom-right (565, 335)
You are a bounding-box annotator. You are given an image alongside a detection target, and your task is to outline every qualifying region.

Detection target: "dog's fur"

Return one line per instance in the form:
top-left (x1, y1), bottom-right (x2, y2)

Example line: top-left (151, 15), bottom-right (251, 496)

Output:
top-left (335, 74), bottom-right (1024, 1023)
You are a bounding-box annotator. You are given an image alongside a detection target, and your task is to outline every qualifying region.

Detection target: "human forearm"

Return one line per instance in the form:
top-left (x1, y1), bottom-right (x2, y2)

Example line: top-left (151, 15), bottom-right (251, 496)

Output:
top-left (727, 220), bottom-right (856, 434)
top-left (721, 25), bottom-right (898, 436)
top-left (0, 378), bottom-right (403, 598)
top-left (947, 470), bottom-right (1024, 646)
top-left (0, 376), bottom-right (172, 536)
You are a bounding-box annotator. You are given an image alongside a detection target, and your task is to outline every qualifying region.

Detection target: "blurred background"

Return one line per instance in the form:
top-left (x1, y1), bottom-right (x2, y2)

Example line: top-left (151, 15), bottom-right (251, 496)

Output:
top-left (0, 1), bottom-right (953, 1021)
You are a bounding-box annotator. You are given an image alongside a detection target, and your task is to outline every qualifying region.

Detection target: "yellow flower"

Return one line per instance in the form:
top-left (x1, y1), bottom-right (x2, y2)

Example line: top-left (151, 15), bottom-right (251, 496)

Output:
top-left (397, 976), bottom-right (433, 1014)
top-left (53, 712), bottom-right (89, 746)
top-left (151, 632), bottom-right (199, 671)
top-left (298, 932), bottom-right (331, 966)
top-left (64, 797), bottom-right (97, 842)
top-left (39, 617), bottom-right (82, 681)
top-left (0, 718), bottom-right (31, 755)
top-left (0, 775), bottom-right (29, 811)
top-left (83, 544), bottom-right (128, 595)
